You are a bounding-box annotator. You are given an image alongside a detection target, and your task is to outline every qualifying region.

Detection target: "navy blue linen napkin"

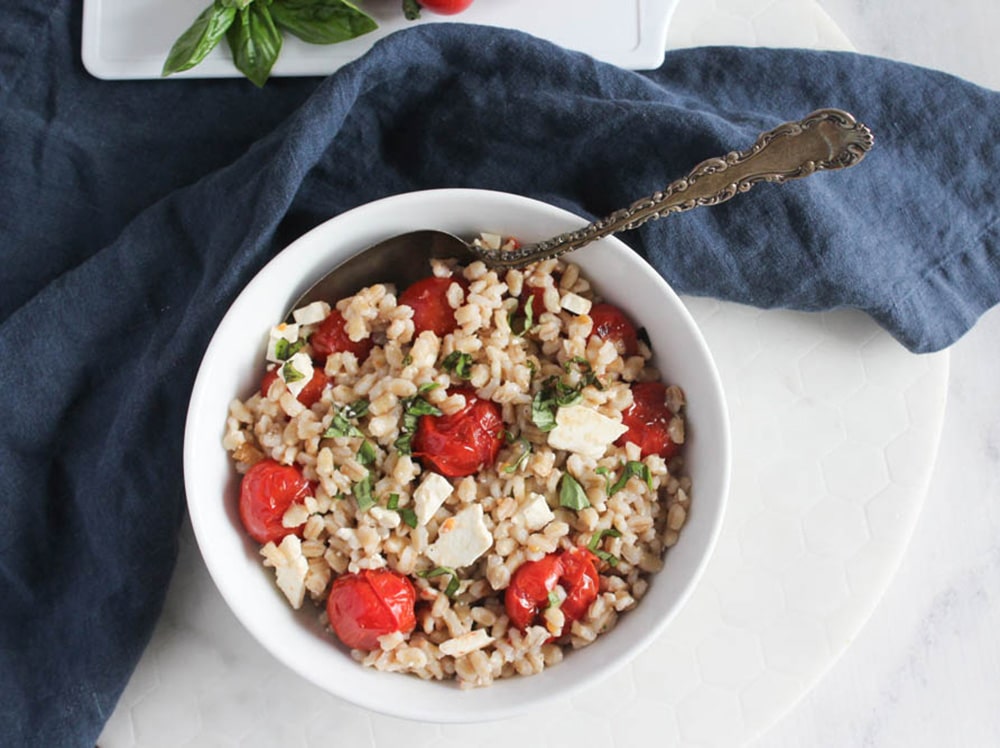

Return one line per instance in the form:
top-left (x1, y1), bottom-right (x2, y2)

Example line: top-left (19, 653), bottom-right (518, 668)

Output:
top-left (2, 1), bottom-right (1000, 745)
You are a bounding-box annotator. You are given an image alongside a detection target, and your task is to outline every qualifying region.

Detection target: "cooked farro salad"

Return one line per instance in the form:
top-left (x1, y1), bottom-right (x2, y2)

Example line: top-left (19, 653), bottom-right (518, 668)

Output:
top-left (222, 235), bottom-right (691, 687)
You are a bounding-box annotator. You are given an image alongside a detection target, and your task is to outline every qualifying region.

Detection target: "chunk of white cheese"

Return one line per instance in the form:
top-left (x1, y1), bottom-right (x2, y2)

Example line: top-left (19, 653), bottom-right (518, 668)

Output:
top-left (547, 403), bottom-right (628, 460)
top-left (414, 472), bottom-right (453, 526)
top-left (516, 492), bottom-right (555, 531)
top-left (268, 535), bottom-right (309, 610)
top-left (438, 629), bottom-right (495, 658)
top-left (560, 292), bottom-right (592, 316)
top-left (277, 351), bottom-right (313, 399)
top-left (266, 322), bottom-right (300, 363)
top-left (292, 300), bottom-right (331, 326)
top-left (426, 504), bottom-right (493, 569)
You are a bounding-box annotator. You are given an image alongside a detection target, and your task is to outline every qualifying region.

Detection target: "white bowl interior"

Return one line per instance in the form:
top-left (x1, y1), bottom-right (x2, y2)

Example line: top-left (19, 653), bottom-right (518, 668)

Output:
top-left (184, 189), bottom-right (731, 722)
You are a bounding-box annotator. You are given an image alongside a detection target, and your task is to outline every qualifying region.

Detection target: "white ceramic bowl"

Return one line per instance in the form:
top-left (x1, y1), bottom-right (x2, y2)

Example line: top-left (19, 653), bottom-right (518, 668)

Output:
top-left (184, 188), bottom-right (730, 722)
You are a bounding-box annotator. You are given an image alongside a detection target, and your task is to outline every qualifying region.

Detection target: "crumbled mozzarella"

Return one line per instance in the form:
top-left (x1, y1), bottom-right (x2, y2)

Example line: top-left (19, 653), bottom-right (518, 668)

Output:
top-left (292, 300), bottom-right (330, 326)
top-left (414, 472), bottom-right (453, 526)
top-left (277, 352), bottom-right (314, 398)
top-left (516, 492), bottom-right (555, 531)
top-left (547, 404), bottom-right (628, 459)
top-left (560, 292), bottom-right (592, 316)
top-left (266, 323), bottom-right (300, 363)
top-left (438, 628), bottom-right (495, 658)
top-left (426, 504), bottom-right (492, 569)
top-left (265, 535), bottom-right (309, 610)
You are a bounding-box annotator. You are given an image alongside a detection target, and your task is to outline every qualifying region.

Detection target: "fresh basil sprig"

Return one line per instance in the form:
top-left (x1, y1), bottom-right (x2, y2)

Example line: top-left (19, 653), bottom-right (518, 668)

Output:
top-left (162, 0), bottom-right (377, 86)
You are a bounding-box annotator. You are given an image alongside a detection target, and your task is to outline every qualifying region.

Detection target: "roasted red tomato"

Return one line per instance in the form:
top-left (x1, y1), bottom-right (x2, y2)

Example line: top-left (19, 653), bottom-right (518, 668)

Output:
top-left (505, 547), bottom-right (600, 636)
top-left (615, 381), bottom-right (678, 459)
top-left (411, 387), bottom-right (503, 477)
top-left (398, 275), bottom-right (468, 337)
top-left (260, 367), bottom-right (329, 408)
top-left (417, 0), bottom-right (474, 14)
top-left (239, 459), bottom-right (312, 545)
top-left (326, 569), bottom-right (417, 650)
top-left (310, 308), bottom-right (374, 362)
top-left (589, 303), bottom-right (640, 357)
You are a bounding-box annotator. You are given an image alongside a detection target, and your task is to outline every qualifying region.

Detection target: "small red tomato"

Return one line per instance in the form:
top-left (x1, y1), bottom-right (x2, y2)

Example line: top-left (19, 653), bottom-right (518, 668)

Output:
top-left (589, 303), bottom-right (640, 357)
top-left (505, 548), bottom-right (600, 636)
top-left (398, 275), bottom-right (468, 337)
top-left (260, 367), bottom-right (329, 408)
top-left (615, 381), bottom-right (678, 459)
top-left (417, 0), bottom-right (474, 14)
top-left (411, 387), bottom-right (503, 477)
top-left (239, 459), bottom-right (312, 545)
top-left (311, 309), bottom-right (374, 362)
top-left (326, 569), bottom-right (417, 650)
top-left (520, 283), bottom-right (547, 318)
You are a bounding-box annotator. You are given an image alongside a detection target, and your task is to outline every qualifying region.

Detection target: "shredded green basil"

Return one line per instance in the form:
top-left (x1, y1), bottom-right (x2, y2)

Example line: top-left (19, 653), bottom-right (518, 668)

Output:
top-left (345, 398), bottom-right (369, 419)
top-left (530, 374), bottom-right (588, 432)
top-left (281, 359), bottom-right (305, 383)
top-left (386, 493), bottom-right (400, 510)
top-left (323, 404), bottom-right (365, 439)
top-left (587, 527), bottom-right (622, 566)
top-left (595, 466), bottom-right (613, 494)
top-left (417, 566), bottom-right (460, 597)
top-left (546, 590), bottom-right (561, 608)
top-left (559, 473), bottom-right (590, 511)
top-left (353, 474), bottom-right (374, 512)
top-left (394, 395), bottom-right (442, 454)
top-left (399, 507), bottom-right (418, 528)
top-left (502, 437), bottom-right (532, 474)
top-left (442, 351), bottom-right (473, 379)
top-left (608, 461), bottom-right (653, 496)
top-left (273, 336), bottom-right (306, 361)
top-left (356, 439), bottom-right (376, 466)
top-left (418, 381), bottom-right (441, 393)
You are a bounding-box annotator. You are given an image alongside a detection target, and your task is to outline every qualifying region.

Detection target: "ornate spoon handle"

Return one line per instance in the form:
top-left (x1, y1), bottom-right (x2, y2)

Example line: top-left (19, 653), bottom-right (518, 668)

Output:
top-left (475, 108), bottom-right (874, 269)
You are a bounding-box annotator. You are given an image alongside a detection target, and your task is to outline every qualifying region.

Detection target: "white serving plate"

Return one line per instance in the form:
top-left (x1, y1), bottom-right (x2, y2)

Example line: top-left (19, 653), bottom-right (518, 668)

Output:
top-left (81, 0), bottom-right (681, 80)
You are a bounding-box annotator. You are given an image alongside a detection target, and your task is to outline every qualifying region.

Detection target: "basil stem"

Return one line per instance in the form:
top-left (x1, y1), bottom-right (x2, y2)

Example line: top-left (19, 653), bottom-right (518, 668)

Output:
top-left (162, 1), bottom-right (237, 77)
top-left (227, 2), bottom-right (283, 87)
top-left (269, 0), bottom-right (377, 45)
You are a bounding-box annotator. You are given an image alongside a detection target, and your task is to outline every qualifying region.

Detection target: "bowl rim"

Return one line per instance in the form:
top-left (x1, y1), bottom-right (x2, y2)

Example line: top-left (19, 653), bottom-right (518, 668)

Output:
top-left (183, 187), bottom-right (731, 722)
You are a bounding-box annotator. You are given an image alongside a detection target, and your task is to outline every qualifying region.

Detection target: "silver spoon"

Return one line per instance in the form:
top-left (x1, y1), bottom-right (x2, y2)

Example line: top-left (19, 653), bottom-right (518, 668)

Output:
top-left (287, 108), bottom-right (873, 317)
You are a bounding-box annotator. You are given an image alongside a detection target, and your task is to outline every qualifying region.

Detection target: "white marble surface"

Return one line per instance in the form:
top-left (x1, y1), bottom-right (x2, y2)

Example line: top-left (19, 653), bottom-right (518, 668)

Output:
top-left (761, 2), bottom-right (1000, 745)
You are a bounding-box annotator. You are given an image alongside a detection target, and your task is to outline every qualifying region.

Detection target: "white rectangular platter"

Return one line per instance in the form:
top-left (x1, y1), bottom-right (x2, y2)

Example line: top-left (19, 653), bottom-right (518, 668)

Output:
top-left (82, 0), bottom-right (680, 80)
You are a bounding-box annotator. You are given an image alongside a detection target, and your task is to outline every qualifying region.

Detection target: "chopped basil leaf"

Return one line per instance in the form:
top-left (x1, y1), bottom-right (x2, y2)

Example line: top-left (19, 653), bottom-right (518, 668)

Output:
top-left (608, 461), bottom-right (653, 496)
top-left (442, 351), bottom-right (473, 379)
top-left (345, 398), bottom-right (369, 419)
top-left (530, 390), bottom-right (558, 432)
top-left (521, 295), bottom-right (534, 335)
top-left (281, 359), bottom-right (305, 383)
top-left (274, 336), bottom-right (306, 361)
top-left (387, 493), bottom-right (400, 510)
top-left (407, 398), bottom-right (441, 417)
top-left (399, 507), bottom-right (418, 528)
top-left (394, 395), bottom-right (442, 455)
top-left (587, 528), bottom-right (622, 567)
top-left (546, 590), bottom-right (561, 608)
top-left (401, 353), bottom-right (413, 366)
top-left (418, 381), bottom-right (441, 393)
top-left (353, 474), bottom-right (374, 511)
top-left (402, 0), bottom-right (421, 21)
top-left (417, 566), bottom-right (460, 597)
top-left (323, 406), bottom-right (365, 439)
top-left (595, 466), bottom-right (612, 494)
top-left (356, 439), bottom-right (376, 466)
top-left (502, 437), bottom-right (532, 474)
top-left (559, 473), bottom-right (590, 510)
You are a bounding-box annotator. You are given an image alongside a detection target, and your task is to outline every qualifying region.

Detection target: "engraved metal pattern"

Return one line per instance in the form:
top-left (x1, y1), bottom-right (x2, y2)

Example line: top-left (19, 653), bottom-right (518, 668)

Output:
top-left (473, 108), bottom-right (874, 269)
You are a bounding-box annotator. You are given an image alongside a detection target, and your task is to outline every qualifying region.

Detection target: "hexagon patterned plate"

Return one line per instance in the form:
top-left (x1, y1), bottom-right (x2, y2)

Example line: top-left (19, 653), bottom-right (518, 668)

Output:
top-left (99, 2), bottom-right (950, 746)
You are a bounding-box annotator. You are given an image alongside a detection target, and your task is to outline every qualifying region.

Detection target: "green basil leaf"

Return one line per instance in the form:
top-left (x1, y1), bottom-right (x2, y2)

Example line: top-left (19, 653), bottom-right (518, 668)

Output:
top-left (418, 381), bottom-right (441, 393)
top-left (357, 440), bottom-right (376, 466)
top-left (162, 1), bottom-right (237, 77)
top-left (608, 461), bottom-right (653, 496)
top-left (530, 391), bottom-right (557, 432)
top-left (270, 0), bottom-right (377, 45)
top-left (399, 507), bottom-right (418, 528)
top-left (227, 2), bottom-right (282, 87)
top-left (402, 0), bottom-right (421, 20)
top-left (393, 395), bottom-right (442, 455)
top-left (281, 359), bottom-right (305, 383)
top-left (273, 336), bottom-right (306, 361)
top-left (442, 351), bottom-right (473, 380)
top-left (407, 398), bottom-right (442, 417)
top-left (502, 437), bottom-right (532, 474)
top-left (345, 398), bottom-right (369, 419)
top-left (559, 473), bottom-right (590, 511)
top-left (387, 493), bottom-right (400, 510)
top-left (417, 566), bottom-right (460, 597)
top-left (587, 528), bottom-right (622, 566)
top-left (546, 590), bottom-right (561, 608)
top-left (323, 406), bottom-right (364, 439)
top-left (353, 474), bottom-right (374, 511)
top-left (594, 466), bottom-right (612, 494)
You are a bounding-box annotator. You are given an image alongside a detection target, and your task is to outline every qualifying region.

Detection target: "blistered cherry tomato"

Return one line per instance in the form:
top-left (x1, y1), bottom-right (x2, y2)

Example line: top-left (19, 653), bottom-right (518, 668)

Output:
top-left (417, 0), bottom-right (474, 14)
top-left (239, 459), bottom-right (312, 545)
top-left (505, 547), bottom-right (600, 636)
top-left (589, 303), bottom-right (640, 357)
top-left (412, 387), bottom-right (503, 477)
top-left (326, 569), bottom-right (417, 650)
top-left (398, 275), bottom-right (468, 337)
top-left (260, 366), bottom-right (329, 408)
top-left (615, 381), bottom-right (678, 459)
top-left (311, 308), bottom-right (374, 362)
